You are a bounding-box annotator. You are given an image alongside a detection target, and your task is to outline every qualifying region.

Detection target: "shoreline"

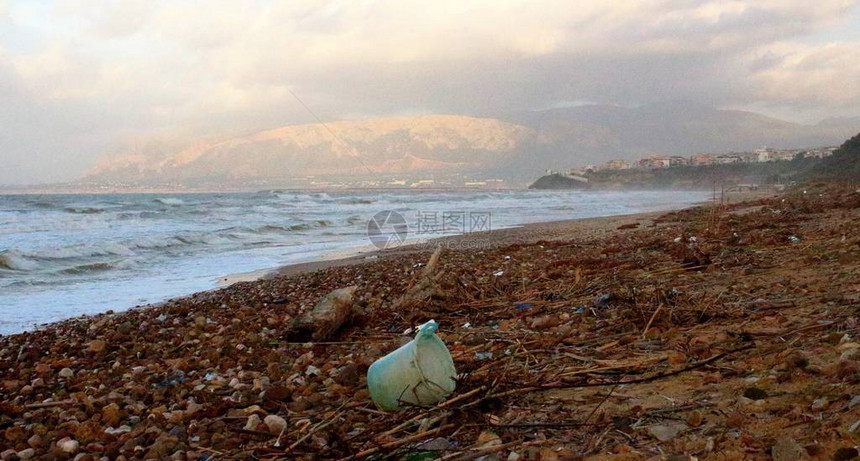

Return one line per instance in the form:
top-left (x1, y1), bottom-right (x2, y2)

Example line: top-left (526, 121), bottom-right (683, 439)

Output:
top-left (4, 184), bottom-right (859, 459)
top-left (1, 188), bottom-right (723, 336)
top-left (220, 188), bottom-right (774, 287)
top-left (0, 188), bottom-right (769, 336)
top-left (217, 212), bottom-right (683, 287)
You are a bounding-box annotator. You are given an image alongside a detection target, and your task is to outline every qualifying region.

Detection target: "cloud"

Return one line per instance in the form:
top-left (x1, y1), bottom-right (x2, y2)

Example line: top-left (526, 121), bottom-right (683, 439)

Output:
top-left (0, 0), bottom-right (858, 184)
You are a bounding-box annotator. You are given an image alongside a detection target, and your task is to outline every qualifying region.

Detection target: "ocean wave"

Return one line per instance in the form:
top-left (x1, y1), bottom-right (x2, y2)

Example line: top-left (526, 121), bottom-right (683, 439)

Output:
top-left (337, 198), bottom-right (375, 205)
top-left (154, 198), bottom-right (185, 206)
top-left (63, 206), bottom-right (106, 214)
top-left (0, 251), bottom-right (39, 271)
top-left (26, 200), bottom-right (58, 209)
top-left (117, 211), bottom-right (163, 220)
top-left (60, 262), bottom-right (115, 275)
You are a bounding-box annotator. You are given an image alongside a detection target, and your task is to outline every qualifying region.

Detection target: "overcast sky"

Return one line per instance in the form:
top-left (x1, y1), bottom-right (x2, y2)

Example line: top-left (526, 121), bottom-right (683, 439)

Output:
top-left (1, 0), bottom-right (859, 184)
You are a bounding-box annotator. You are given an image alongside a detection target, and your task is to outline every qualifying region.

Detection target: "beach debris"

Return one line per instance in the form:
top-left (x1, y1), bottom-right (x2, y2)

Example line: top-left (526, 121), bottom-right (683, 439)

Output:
top-left (285, 285), bottom-right (357, 341)
top-left (593, 293), bottom-right (613, 309)
top-left (367, 320), bottom-right (456, 410)
top-left (530, 315), bottom-right (560, 330)
top-left (514, 302), bottom-right (534, 310)
top-left (391, 246), bottom-right (445, 312)
top-left (3, 185), bottom-right (860, 458)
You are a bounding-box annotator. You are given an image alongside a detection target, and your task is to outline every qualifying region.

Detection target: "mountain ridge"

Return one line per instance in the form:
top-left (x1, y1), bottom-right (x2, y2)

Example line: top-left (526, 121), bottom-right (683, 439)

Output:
top-left (83, 104), bottom-right (860, 186)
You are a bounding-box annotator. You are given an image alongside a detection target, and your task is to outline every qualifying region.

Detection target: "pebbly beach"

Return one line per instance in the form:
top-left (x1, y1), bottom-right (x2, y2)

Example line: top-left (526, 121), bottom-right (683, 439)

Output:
top-left (2, 185), bottom-right (860, 459)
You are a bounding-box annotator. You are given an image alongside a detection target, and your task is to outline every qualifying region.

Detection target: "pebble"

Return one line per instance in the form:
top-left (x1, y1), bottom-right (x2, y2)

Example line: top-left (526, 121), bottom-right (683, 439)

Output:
top-left (811, 397), bottom-right (829, 411)
top-left (88, 340), bottom-right (106, 353)
top-left (58, 437), bottom-right (80, 454)
top-left (245, 414), bottom-right (262, 431)
top-left (263, 415), bottom-right (287, 434)
top-left (685, 411), bottom-right (703, 427)
top-left (105, 426), bottom-right (132, 435)
top-left (16, 449), bottom-right (35, 460)
top-left (58, 368), bottom-right (74, 378)
top-left (26, 434), bottom-right (42, 448)
top-left (333, 363), bottom-right (359, 386)
top-left (263, 386), bottom-right (292, 402)
top-left (102, 403), bottom-right (122, 427)
top-left (646, 423), bottom-right (685, 442)
top-left (772, 438), bottom-right (805, 461)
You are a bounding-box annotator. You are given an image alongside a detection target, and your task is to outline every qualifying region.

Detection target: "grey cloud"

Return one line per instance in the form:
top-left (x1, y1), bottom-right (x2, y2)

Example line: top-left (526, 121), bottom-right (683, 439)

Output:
top-left (0, 0), bottom-right (858, 184)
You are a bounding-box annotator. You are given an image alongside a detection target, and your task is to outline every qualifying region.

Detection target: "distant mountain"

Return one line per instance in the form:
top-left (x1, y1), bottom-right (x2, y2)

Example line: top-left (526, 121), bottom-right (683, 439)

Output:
top-left (84, 115), bottom-right (535, 185)
top-left (83, 104), bottom-right (859, 187)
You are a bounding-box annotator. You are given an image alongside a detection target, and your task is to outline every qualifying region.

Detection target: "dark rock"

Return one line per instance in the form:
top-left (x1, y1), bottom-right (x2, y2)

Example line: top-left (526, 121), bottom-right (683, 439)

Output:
top-left (743, 387), bottom-right (768, 400)
top-left (833, 447), bottom-right (859, 460)
top-left (263, 386), bottom-right (292, 402)
top-left (333, 363), bottom-right (360, 387)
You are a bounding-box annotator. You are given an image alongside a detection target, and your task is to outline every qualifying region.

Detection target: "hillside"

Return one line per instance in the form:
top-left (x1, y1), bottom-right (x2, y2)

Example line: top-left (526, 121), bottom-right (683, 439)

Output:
top-left (508, 102), bottom-right (859, 168)
top-left (82, 105), bottom-right (860, 187)
top-left (806, 132), bottom-right (860, 181)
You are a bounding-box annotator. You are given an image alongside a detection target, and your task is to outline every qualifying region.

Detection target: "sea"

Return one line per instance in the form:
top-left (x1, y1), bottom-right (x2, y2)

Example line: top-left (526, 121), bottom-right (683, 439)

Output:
top-left (0, 189), bottom-right (710, 334)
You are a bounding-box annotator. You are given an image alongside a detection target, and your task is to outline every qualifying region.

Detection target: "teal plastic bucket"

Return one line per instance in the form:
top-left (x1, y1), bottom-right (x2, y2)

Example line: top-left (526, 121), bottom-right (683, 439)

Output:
top-left (367, 320), bottom-right (457, 411)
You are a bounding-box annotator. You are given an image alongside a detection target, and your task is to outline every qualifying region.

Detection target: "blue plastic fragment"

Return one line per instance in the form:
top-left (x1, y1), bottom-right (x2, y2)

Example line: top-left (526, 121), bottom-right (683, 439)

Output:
top-left (515, 302), bottom-right (534, 310)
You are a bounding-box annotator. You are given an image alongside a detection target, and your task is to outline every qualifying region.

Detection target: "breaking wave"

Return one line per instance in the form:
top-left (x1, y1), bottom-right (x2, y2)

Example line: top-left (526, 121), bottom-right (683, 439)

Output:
top-left (0, 251), bottom-right (40, 271)
top-left (60, 262), bottom-right (116, 275)
top-left (154, 198), bottom-right (185, 206)
top-left (63, 206), bottom-right (106, 214)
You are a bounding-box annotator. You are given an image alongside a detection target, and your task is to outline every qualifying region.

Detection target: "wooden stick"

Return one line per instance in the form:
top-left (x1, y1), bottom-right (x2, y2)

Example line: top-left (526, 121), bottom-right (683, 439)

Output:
top-left (342, 424), bottom-right (455, 460)
top-left (641, 304), bottom-right (664, 339)
top-left (440, 440), bottom-right (542, 461)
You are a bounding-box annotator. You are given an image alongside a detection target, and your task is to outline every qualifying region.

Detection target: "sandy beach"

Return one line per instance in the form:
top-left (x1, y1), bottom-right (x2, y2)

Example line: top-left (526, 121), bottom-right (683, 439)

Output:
top-left (4, 185), bottom-right (860, 459)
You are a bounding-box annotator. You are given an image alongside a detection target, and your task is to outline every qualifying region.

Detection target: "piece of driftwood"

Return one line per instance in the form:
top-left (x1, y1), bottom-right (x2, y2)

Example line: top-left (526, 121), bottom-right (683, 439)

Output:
top-left (285, 286), bottom-right (357, 341)
top-left (391, 246), bottom-right (444, 311)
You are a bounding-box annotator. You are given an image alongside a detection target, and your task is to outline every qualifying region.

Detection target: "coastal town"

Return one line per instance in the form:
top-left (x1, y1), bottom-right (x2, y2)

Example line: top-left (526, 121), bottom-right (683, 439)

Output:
top-left (566, 145), bottom-right (838, 175)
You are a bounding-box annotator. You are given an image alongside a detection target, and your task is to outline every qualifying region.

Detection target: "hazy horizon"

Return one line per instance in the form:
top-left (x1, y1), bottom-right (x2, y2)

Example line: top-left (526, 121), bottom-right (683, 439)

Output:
top-left (2, 0), bottom-right (860, 185)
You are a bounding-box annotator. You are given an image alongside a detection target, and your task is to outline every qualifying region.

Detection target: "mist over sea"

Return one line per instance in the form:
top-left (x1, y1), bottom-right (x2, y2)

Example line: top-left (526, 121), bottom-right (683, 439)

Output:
top-left (0, 190), bottom-right (709, 334)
